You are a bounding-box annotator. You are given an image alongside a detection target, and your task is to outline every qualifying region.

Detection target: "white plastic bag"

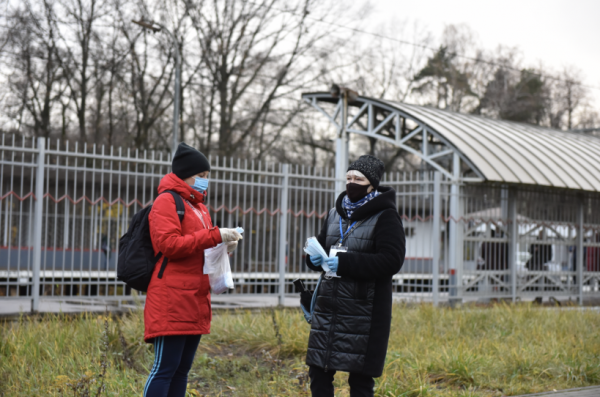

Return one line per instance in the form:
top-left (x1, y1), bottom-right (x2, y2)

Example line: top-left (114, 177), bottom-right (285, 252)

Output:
top-left (303, 237), bottom-right (339, 278)
top-left (203, 227), bottom-right (243, 294)
top-left (204, 243), bottom-right (234, 294)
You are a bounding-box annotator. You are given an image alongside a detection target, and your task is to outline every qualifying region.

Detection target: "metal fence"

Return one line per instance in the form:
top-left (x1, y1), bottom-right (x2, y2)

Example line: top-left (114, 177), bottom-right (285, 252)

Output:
top-left (1, 136), bottom-right (599, 311)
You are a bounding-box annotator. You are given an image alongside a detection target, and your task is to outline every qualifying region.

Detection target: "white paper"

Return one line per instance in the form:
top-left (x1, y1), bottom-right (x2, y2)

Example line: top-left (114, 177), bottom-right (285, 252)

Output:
top-left (304, 237), bottom-right (340, 278)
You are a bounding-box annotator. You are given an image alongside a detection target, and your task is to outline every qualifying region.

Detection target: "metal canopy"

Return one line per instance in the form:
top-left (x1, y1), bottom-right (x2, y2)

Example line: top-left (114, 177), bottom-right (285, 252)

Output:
top-left (302, 92), bottom-right (600, 192)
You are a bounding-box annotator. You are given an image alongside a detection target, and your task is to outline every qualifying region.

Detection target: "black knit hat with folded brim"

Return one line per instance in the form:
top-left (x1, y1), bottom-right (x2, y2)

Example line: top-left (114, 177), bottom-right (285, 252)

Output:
top-left (172, 143), bottom-right (210, 180)
top-left (347, 155), bottom-right (385, 188)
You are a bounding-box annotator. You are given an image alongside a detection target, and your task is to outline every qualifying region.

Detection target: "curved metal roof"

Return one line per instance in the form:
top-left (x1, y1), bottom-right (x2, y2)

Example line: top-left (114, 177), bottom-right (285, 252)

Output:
top-left (382, 100), bottom-right (600, 191)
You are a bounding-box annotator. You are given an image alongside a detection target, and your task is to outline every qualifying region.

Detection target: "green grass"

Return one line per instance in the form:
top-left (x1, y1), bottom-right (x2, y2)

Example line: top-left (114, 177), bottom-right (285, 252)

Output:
top-left (2, 303), bottom-right (600, 396)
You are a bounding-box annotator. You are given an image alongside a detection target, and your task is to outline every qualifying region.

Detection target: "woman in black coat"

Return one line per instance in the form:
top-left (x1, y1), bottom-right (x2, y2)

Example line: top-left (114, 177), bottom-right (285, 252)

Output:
top-left (305, 155), bottom-right (406, 397)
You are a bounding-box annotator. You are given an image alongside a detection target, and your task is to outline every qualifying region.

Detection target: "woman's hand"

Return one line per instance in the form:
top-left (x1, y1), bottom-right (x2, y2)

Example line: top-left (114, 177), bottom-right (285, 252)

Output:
top-left (310, 254), bottom-right (323, 267)
top-left (220, 228), bottom-right (243, 242)
top-left (324, 257), bottom-right (339, 272)
top-left (226, 241), bottom-right (238, 253)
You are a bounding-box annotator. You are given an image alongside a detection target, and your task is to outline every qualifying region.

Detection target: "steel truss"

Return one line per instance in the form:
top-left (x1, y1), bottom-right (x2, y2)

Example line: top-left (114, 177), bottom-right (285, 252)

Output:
top-left (301, 92), bottom-right (484, 182)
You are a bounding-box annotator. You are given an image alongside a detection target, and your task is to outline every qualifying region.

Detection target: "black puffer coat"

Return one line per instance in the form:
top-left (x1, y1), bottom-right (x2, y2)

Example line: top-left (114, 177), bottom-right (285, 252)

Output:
top-left (305, 186), bottom-right (406, 377)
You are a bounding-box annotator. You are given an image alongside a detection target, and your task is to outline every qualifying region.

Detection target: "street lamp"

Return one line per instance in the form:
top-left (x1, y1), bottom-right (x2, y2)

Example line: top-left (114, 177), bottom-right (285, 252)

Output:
top-left (330, 84), bottom-right (358, 196)
top-left (132, 19), bottom-right (181, 155)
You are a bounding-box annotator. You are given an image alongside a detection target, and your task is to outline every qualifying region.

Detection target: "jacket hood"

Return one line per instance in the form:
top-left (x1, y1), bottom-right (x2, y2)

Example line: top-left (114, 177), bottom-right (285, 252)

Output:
top-left (157, 172), bottom-right (206, 204)
top-left (336, 185), bottom-right (397, 221)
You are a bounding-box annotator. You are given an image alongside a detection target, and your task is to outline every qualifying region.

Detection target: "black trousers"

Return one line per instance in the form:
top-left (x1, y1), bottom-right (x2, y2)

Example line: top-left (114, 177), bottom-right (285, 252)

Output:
top-left (309, 365), bottom-right (374, 397)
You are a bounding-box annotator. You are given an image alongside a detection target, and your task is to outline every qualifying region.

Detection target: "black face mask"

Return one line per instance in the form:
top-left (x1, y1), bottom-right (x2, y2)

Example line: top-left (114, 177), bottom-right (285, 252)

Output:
top-left (346, 183), bottom-right (370, 203)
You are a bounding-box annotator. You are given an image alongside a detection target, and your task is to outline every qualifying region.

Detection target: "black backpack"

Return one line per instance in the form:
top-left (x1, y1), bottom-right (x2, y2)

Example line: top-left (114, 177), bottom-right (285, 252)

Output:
top-left (117, 190), bottom-right (185, 292)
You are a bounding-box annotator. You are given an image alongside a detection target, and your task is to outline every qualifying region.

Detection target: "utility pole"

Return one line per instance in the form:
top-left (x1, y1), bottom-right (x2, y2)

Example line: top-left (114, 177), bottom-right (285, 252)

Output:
top-left (330, 84), bottom-right (358, 196)
top-left (132, 20), bottom-right (181, 155)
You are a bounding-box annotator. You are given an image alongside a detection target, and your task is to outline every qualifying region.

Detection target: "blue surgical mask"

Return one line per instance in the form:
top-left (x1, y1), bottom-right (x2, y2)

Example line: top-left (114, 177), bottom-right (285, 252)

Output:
top-left (192, 177), bottom-right (209, 193)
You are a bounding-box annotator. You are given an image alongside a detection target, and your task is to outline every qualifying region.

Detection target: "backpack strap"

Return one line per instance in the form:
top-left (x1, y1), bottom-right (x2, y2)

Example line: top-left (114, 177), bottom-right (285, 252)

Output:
top-left (156, 190), bottom-right (186, 279)
top-left (163, 190), bottom-right (185, 223)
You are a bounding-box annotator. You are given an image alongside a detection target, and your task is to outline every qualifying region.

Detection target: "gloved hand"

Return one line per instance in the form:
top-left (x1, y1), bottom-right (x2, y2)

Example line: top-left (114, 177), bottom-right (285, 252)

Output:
top-left (219, 228), bottom-right (243, 242)
top-left (324, 257), bottom-right (339, 272)
top-left (309, 254), bottom-right (323, 267)
top-left (226, 241), bottom-right (238, 253)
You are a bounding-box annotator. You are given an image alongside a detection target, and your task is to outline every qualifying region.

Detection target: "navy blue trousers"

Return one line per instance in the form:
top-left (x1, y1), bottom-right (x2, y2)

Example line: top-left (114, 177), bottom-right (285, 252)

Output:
top-left (144, 335), bottom-right (202, 397)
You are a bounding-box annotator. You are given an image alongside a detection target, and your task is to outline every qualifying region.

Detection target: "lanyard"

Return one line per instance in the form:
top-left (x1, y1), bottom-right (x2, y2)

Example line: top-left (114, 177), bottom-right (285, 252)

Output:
top-left (184, 200), bottom-right (207, 229)
top-left (339, 218), bottom-right (357, 245)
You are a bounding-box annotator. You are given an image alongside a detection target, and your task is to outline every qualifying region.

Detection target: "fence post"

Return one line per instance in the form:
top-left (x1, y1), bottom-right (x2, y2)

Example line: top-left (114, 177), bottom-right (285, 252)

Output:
top-left (31, 137), bottom-right (45, 313)
top-left (448, 153), bottom-right (462, 304)
top-left (432, 172), bottom-right (441, 306)
top-left (278, 164), bottom-right (289, 306)
top-left (577, 197), bottom-right (584, 305)
top-left (508, 188), bottom-right (518, 302)
top-left (334, 98), bottom-right (348, 197)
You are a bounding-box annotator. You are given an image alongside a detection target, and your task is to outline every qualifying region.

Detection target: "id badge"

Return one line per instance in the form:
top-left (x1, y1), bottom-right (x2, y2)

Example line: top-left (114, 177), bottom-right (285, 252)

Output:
top-left (329, 244), bottom-right (348, 258)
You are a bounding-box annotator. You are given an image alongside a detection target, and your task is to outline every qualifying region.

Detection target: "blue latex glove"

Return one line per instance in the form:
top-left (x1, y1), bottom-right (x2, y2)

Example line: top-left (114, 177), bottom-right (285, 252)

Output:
top-left (324, 257), bottom-right (339, 272)
top-left (310, 254), bottom-right (323, 267)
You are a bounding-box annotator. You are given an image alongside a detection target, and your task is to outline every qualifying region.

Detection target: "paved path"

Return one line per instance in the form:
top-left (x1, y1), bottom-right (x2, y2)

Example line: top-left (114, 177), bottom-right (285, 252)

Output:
top-left (516, 386), bottom-right (600, 396)
top-left (0, 295), bottom-right (302, 317)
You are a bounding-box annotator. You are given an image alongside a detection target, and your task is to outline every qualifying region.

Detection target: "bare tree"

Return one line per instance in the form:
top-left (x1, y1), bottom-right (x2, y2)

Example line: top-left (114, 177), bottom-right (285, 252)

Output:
top-left (546, 67), bottom-right (587, 130)
top-left (54, 0), bottom-right (108, 141)
top-left (185, 0), bottom-right (352, 159)
top-left (2, 0), bottom-right (65, 138)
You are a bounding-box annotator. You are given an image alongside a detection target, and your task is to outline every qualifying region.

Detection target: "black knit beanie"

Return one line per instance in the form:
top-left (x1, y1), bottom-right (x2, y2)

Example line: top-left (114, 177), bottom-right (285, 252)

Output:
top-left (172, 143), bottom-right (210, 180)
top-left (347, 155), bottom-right (385, 188)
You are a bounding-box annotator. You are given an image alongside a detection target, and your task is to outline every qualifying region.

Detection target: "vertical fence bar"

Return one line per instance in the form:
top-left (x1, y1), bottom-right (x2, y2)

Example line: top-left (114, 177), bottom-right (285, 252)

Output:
top-left (31, 137), bottom-right (45, 312)
top-left (278, 164), bottom-right (289, 306)
top-left (432, 172), bottom-right (441, 306)
top-left (334, 98), bottom-right (347, 197)
top-left (509, 188), bottom-right (518, 302)
top-left (448, 154), bottom-right (461, 303)
top-left (578, 197), bottom-right (584, 305)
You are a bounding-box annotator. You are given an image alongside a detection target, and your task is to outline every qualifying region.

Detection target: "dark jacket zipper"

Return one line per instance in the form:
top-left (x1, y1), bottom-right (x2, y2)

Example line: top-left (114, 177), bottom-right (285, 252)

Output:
top-left (324, 277), bottom-right (339, 372)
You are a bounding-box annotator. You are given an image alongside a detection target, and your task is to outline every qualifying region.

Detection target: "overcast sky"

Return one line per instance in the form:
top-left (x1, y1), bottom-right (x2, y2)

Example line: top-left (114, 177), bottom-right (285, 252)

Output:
top-left (371, 0), bottom-right (600, 108)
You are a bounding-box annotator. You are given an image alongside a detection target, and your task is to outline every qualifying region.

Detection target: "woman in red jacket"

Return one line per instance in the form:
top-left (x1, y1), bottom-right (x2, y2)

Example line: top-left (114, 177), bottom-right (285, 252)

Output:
top-left (144, 143), bottom-right (242, 397)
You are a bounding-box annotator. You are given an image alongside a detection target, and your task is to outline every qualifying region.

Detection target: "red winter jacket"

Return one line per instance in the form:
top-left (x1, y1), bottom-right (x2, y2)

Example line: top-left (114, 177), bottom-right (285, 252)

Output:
top-left (144, 172), bottom-right (222, 342)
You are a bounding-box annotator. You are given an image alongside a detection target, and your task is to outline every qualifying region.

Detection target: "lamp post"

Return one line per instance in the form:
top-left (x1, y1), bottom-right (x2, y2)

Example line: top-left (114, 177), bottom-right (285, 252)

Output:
top-left (132, 20), bottom-right (181, 155)
top-left (330, 84), bottom-right (358, 196)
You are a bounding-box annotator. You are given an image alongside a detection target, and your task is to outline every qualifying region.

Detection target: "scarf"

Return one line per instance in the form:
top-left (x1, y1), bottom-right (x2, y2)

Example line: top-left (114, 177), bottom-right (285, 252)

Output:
top-left (342, 190), bottom-right (380, 219)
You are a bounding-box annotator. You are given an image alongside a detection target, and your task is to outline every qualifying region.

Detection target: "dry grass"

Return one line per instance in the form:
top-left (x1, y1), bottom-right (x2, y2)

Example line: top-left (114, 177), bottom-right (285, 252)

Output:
top-left (1, 303), bottom-right (600, 396)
